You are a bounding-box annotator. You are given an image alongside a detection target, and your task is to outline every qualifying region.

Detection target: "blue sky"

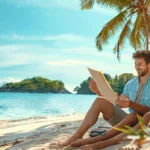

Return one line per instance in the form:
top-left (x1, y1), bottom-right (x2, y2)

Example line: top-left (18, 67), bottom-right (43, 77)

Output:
top-left (0, 0), bottom-right (137, 92)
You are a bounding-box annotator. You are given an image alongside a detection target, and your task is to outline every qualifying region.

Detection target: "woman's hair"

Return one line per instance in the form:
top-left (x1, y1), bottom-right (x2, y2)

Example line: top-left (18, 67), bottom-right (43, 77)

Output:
top-left (133, 50), bottom-right (150, 64)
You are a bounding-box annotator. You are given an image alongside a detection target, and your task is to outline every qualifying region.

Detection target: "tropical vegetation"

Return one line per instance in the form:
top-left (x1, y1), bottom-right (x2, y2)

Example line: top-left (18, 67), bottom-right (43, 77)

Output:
top-left (74, 73), bottom-right (135, 94)
top-left (0, 77), bottom-right (71, 94)
top-left (0, 73), bottom-right (135, 94)
top-left (114, 115), bottom-right (150, 148)
top-left (81, 0), bottom-right (150, 59)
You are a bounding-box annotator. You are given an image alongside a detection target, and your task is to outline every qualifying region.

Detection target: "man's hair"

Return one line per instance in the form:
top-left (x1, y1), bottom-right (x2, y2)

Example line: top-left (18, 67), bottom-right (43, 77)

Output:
top-left (133, 50), bottom-right (150, 64)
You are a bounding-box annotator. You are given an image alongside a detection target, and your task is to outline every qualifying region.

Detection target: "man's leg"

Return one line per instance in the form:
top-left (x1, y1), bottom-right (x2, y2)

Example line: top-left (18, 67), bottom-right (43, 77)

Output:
top-left (120, 112), bottom-right (150, 150)
top-left (71, 112), bottom-right (138, 147)
top-left (59, 97), bottom-right (116, 147)
top-left (81, 132), bottom-right (126, 150)
top-left (81, 112), bottom-right (150, 150)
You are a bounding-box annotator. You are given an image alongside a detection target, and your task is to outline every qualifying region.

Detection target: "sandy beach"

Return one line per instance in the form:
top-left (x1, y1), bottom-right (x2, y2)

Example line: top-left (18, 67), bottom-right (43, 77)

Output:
top-left (0, 113), bottom-right (150, 150)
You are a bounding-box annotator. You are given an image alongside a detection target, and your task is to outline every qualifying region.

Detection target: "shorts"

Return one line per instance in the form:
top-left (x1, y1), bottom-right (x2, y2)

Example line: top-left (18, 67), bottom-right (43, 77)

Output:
top-left (106, 104), bottom-right (128, 126)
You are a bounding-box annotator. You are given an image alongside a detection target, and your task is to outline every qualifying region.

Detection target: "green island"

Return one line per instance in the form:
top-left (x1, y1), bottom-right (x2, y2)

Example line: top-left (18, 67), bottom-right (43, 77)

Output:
top-left (74, 73), bottom-right (135, 95)
top-left (0, 73), bottom-right (135, 94)
top-left (0, 77), bottom-right (71, 94)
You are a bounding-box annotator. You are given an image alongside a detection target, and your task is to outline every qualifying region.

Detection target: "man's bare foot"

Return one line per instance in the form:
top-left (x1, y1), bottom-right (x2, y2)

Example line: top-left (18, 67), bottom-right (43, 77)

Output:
top-left (71, 131), bottom-right (107, 147)
top-left (120, 139), bottom-right (140, 150)
top-left (58, 133), bottom-right (82, 148)
top-left (70, 138), bottom-right (92, 147)
top-left (71, 136), bottom-right (101, 147)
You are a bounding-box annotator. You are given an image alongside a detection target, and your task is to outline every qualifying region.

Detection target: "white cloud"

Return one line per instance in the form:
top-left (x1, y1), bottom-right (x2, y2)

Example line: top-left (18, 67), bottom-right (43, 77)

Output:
top-left (64, 46), bottom-right (134, 63)
top-left (47, 58), bottom-right (136, 77)
top-left (52, 0), bottom-right (80, 11)
top-left (0, 44), bottom-right (41, 67)
top-left (90, 5), bottom-right (117, 15)
top-left (47, 59), bottom-right (92, 66)
top-left (6, 0), bottom-right (117, 15)
top-left (64, 84), bottom-right (76, 93)
top-left (0, 42), bottom-right (136, 92)
top-left (0, 42), bottom-right (134, 65)
top-left (0, 77), bottom-right (20, 86)
top-left (0, 33), bottom-right (90, 43)
top-left (0, 45), bottom-right (26, 52)
top-left (7, 0), bottom-right (80, 10)
top-left (0, 43), bottom-right (134, 69)
top-left (65, 47), bottom-right (115, 57)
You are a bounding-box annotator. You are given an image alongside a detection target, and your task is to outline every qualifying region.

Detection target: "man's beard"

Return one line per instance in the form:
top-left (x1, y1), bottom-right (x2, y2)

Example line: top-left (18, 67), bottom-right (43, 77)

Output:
top-left (137, 68), bottom-right (149, 77)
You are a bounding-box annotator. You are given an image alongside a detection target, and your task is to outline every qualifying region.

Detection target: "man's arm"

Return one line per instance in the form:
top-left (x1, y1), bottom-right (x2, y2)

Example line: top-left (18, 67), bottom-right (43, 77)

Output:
top-left (129, 101), bottom-right (150, 115)
top-left (116, 94), bottom-right (150, 115)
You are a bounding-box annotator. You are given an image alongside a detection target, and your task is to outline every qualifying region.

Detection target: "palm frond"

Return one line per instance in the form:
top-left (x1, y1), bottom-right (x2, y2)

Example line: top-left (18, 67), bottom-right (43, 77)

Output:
top-left (113, 127), bottom-right (135, 135)
top-left (96, 0), bottom-right (131, 11)
top-left (145, 0), bottom-right (150, 6)
top-left (113, 125), bottom-right (141, 135)
top-left (96, 9), bottom-right (128, 51)
top-left (113, 17), bottom-right (131, 60)
top-left (81, 0), bottom-right (150, 57)
top-left (114, 115), bottom-right (147, 141)
top-left (140, 12), bottom-right (150, 48)
top-left (129, 12), bottom-right (143, 50)
top-left (137, 115), bottom-right (146, 130)
top-left (142, 10), bottom-right (150, 49)
top-left (128, 6), bottom-right (138, 17)
top-left (80, 0), bottom-right (95, 10)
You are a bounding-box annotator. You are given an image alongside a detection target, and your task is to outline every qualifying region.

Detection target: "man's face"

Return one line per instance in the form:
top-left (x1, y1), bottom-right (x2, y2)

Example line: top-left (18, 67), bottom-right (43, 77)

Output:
top-left (135, 58), bottom-right (149, 77)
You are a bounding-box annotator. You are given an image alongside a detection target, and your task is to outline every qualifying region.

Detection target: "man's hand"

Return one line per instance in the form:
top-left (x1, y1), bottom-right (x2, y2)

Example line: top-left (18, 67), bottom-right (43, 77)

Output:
top-left (89, 78), bottom-right (101, 95)
top-left (89, 78), bottom-right (98, 93)
top-left (115, 95), bottom-right (131, 108)
top-left (116, 94), bottom-right (149, 115)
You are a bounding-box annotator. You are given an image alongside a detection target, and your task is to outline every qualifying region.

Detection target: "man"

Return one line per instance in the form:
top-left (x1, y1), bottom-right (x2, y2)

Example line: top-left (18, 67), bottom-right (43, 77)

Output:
top-left (59, 50), bottom-right (150, 150)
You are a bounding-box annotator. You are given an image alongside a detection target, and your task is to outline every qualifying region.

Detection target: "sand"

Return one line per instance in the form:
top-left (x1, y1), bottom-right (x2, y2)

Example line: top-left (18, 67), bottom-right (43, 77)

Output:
top-left (0, 113), bottom-right (149, 150)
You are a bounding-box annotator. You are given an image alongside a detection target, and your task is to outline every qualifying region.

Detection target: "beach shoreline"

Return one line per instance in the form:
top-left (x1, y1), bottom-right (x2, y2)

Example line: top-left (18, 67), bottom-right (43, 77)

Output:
top-left (0, 113), bottom-right (150, 150)
top-left (0, 113), bottom-right (109, 150)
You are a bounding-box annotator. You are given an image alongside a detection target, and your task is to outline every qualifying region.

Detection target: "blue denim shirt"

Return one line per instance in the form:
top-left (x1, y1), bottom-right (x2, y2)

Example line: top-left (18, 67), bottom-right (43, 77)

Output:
top-left (123, 75), bottom-right (150, 113)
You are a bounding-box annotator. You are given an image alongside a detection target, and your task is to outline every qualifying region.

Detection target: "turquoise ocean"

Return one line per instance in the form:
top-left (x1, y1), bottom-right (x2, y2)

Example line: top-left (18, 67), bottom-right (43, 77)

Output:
top-left (0, 92), bottom-right (97, 120)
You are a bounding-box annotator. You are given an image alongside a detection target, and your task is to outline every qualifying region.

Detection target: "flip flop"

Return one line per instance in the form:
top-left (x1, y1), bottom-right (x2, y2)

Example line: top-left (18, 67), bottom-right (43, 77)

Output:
top-left (89, 125), bottom-right (111, 137)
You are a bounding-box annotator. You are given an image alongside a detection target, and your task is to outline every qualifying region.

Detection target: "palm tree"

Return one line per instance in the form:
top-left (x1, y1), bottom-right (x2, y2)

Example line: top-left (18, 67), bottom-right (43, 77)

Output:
top-left (81, 0), bottom-right (150, 59)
